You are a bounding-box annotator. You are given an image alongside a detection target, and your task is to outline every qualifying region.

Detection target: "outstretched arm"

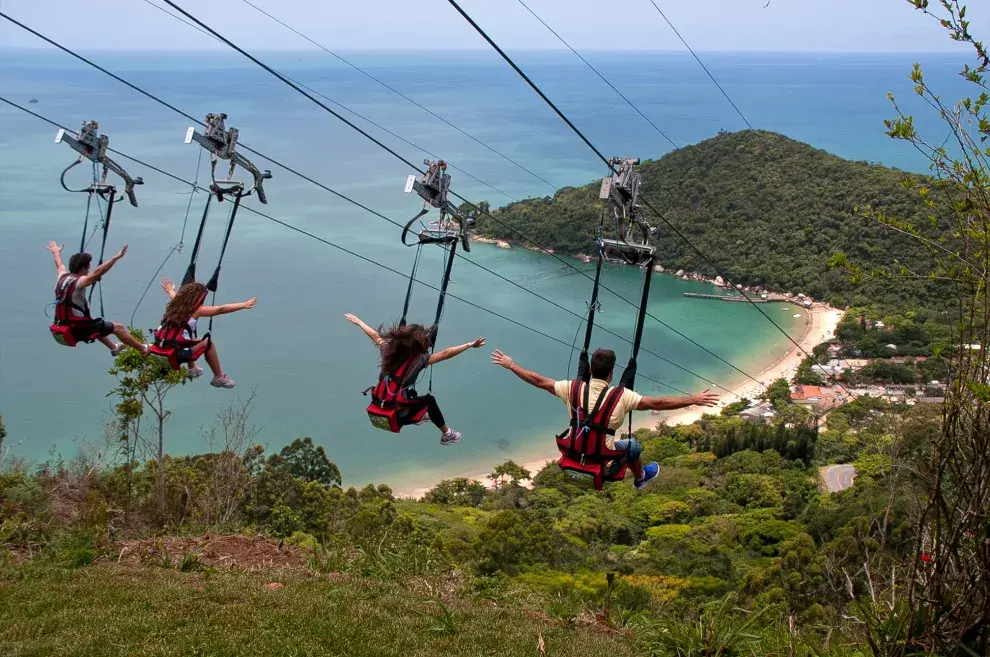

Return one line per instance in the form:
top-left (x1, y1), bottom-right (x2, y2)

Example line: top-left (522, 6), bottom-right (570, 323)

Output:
top-left (161, 277), bottom-right (177, 300)
top-left (344, 313), bottom-right (383, 347)
top-left (429, 337), bottom-right (486, 365)
top-left (490, 349), bottom-right (556, 394)
top-left (637, 389), bottom-right (719, 412)
top-left (48, 241), bottom-right (67, 278)
top-left (195, 297), bottom-right (257, 318)
top-left (77, 245), bottom-right (128, 289)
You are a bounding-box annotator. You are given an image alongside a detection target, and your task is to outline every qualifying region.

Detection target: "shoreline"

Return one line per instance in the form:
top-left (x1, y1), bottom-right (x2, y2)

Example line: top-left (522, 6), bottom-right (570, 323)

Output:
top-left (395, 303), bottom-right (844, 498)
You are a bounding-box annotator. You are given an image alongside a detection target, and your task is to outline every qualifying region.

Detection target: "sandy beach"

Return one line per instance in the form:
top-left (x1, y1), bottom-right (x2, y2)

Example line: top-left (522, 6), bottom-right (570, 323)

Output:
top-left (397, 303), bottom-right (844, 499)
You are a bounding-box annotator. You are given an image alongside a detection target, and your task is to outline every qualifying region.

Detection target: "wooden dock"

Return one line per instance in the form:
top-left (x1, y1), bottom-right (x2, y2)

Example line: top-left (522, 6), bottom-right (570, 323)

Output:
top-left (683, 293), bottom-right (766, 303)
top-left (684, 292), bottom-right (801, 304)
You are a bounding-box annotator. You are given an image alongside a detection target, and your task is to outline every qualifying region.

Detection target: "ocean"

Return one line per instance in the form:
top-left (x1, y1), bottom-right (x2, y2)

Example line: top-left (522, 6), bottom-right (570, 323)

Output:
top-left (0, 46), bottom-right (969, 490)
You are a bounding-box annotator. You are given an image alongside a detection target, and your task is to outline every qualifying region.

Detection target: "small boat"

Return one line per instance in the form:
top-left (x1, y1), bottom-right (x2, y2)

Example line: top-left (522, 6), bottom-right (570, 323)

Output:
top-left (29, 98), bottom-right (39, 104)
top-left (793, 314), bottom-right (802, 318)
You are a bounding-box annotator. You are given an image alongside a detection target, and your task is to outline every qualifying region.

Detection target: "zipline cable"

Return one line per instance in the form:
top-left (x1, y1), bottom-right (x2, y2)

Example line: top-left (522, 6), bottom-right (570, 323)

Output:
top-left (2, 96), bottom-right (696, 397)
top-left (131, 3), bottom-right (767, 390)
top-left (644, 0), bottom-right (753, 130)
top-left (230, 0), bottom-right (558, 193)
top-left (513, 0), bottom-right (677, 149)
top-left (136, 0), bottom-right (521, 204)
top-left (443, 0), bottom-right (851, 395)
top-left (0, 17), bottom-right (756, 394)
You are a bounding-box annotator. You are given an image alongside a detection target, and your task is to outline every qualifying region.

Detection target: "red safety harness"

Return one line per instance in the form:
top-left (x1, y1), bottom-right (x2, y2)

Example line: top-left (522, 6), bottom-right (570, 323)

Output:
top-left (366, 354), bottom-right (429, 432)
top-left (556, 380), bottom-right (630, 490)
top-left (50, 274), bottom-right (101, 347)
top-left (148, 289), bottom-right (210, 371)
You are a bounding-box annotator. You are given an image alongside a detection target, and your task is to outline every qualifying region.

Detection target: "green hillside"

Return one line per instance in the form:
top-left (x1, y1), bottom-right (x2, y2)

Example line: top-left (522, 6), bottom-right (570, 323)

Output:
top-left (473, 130), bottom-right (943, 309)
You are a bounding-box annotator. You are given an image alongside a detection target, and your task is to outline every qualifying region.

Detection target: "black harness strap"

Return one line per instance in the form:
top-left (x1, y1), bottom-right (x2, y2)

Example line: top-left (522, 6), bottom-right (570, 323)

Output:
top-left (182, 193), bottom-right (213, 286)
top-left (399, 243), bottom-right (423, 327)
top-left (576, 222), bottom-right (607, 383)
top-left (619, 251), bottom-right (656, 391)
top-left (206, 188), bottom-right (242, 294)
top-left (432, 240), bottom-right (457, 341)
top-left (87, 189), bottom-right (116, 318)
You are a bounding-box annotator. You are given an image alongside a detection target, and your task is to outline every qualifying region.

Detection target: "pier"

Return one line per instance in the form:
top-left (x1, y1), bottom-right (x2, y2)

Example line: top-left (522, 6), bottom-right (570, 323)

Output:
top-left (684, 293), bottom-right (766, 303)
top-left (683, 291), bottom-right (803, 304)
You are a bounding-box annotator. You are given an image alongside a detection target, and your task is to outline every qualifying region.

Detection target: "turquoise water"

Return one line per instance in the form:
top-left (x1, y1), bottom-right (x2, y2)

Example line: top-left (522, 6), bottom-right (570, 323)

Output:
top-left (0, 48), bottom-right (967, 489)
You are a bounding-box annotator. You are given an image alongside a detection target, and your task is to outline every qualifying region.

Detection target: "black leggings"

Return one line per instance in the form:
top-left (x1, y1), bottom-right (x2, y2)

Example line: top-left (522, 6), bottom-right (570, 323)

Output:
top-left (402, 394), bottom-right (446, 429)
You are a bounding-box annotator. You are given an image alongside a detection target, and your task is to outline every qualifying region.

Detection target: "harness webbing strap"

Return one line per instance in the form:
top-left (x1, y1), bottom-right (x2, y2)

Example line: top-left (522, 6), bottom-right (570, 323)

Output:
top-left (432, 240), bottom-right (457, 342)
top-left (619, 252), bottom-right (656, 391)
top-left (79, 190), bottom-right (94, 254)
top-left (576, 222), bottom-right (606, 383)
top-left (87, 190), bottom-right (116, 318)
top-left (399, 243), bottom-right (423, 327)
top-left (206, 190), bottom-right (243, 332)
top-left (206, 189), bottom-right (242, 294)
top-left (183, 193), bottom-right (213, 286)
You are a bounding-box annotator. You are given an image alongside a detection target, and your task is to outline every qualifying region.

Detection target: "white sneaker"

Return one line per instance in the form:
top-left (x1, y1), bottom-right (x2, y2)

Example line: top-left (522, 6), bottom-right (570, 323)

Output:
top-left (440, 429), bottom-right (461, 446)
top-left (186, 365), bottom-right (205, 379)
top-left (210, 374), bottom-right (235, 389)
top-left (109, 343), bottom-right (125, 357)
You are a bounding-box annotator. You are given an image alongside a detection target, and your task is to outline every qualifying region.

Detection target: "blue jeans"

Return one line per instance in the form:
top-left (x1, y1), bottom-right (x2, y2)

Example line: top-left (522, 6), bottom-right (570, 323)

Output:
top-left (613, 437), bottom-right (642, 464)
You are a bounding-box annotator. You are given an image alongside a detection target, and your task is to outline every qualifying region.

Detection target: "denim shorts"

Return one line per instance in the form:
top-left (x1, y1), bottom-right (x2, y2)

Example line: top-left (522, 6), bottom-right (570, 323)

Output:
top-left (613, 437), bottom-right (642, 462)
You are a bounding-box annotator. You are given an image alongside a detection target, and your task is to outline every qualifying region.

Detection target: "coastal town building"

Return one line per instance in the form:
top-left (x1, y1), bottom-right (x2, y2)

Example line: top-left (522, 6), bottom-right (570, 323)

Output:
top-left (738, 402), bottom-right (776, 422)
top-left (791, 384), bottom-right (848, 410)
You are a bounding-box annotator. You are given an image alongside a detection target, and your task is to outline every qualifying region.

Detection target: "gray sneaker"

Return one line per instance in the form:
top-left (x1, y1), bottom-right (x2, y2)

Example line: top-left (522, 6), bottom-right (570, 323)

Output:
top-left (110, 342), bottom-right (125, 357)
top-left (210, 374), bottom-right (235, 389)
top-left (440, 429), bottom-right (461, 446)
top-left (186, 365), bottom-right (205, 379)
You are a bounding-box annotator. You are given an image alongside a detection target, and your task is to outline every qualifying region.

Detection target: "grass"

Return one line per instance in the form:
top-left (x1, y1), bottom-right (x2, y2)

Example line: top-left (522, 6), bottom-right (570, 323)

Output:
top-left (0, 561), bottom-right (632, 656)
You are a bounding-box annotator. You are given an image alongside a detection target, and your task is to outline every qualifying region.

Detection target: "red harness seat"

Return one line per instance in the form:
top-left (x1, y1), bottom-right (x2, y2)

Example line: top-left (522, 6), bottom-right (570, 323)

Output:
top-left (366, 355), bottom-right (429, 432)
top-left (148, 322), bottom-right (209, 371)
top-left (148, 290), bottom-right (209, 370)
top-left (50, 274), bottom-right (102, 347)
top-left (556, 380), bottom-right (631, 490)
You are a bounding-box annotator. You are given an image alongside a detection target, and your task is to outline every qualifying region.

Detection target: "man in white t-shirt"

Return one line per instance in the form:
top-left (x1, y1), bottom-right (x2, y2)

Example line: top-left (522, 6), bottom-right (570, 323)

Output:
top-left (491, 347), bottom-right (718, 489)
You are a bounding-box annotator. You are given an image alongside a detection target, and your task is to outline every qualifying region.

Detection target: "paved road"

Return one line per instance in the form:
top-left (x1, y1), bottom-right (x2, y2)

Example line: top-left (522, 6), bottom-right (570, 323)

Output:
top-left (823, 464), bottom-right (856, 493)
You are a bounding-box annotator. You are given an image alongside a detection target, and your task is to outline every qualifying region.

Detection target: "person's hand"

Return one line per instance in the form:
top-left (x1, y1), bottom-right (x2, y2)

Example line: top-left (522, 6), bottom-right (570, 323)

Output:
top-left (691, 389), bottom-right (719, 407)
top-left (471, 337), bottom-right (486, 348)
top-left (47, 240), bottom-right (63, 255)
top-left (490, 349), bottom-right (514, 369)
top-left (344, 313), bottom-right (362, 325)
top-left (243, 297), bottom-right (258, 310)
top-left (113, 244), bottom-right (129, 261)
top-left (161, 277), bottom-right (175, 295)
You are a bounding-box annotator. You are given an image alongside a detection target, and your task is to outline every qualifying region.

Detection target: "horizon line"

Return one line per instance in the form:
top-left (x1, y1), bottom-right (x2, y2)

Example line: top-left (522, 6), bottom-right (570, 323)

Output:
top-left (0, 46), bottom-right (972, 56)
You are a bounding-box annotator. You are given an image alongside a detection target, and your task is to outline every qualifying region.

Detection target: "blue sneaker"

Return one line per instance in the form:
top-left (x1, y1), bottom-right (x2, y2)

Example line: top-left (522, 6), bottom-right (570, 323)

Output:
top-left (634, 462), bottom-right (660, 490)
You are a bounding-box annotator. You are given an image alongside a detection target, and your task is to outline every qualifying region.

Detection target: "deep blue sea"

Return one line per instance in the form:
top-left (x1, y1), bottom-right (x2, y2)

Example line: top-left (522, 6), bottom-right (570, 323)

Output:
top-left (0, 47), bottom-right (970, 490)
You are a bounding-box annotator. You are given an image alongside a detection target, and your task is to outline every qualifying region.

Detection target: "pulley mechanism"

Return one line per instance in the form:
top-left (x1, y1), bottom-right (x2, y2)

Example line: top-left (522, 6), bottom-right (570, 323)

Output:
top-left (599, 157), bottom-right (655, 265)
top-left (402, 159), bottom-right (473, 252)
top-left (56, 120), bottom-right (144, 207)
top-left (184, 113), bottom-right (271, 204)
top-left (181, 113), bottom-right (273, 294)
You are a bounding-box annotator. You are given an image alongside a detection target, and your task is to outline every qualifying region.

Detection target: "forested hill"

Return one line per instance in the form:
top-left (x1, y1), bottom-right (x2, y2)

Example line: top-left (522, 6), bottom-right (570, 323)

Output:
top-left (473, 130), bottom-right (941, 309)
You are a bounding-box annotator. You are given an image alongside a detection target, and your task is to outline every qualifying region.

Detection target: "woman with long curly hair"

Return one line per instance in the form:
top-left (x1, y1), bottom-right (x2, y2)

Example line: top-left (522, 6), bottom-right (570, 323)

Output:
top-left (157, 278), bottom-right (257, 389)
top-left (346, 313), bottom-right (485, 445)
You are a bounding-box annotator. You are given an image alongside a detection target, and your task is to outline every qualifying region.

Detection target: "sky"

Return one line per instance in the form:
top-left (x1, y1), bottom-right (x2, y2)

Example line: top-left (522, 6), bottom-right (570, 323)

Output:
top-left (0, 0), bottom-right (987, 53)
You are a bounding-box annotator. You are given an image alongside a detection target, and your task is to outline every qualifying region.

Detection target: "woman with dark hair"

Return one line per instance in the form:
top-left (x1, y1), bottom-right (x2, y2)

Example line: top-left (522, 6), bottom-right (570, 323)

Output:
top-left (346, 313), bottom-right (484, 445)
top-left (156, 278), bottom-right (256, 389)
